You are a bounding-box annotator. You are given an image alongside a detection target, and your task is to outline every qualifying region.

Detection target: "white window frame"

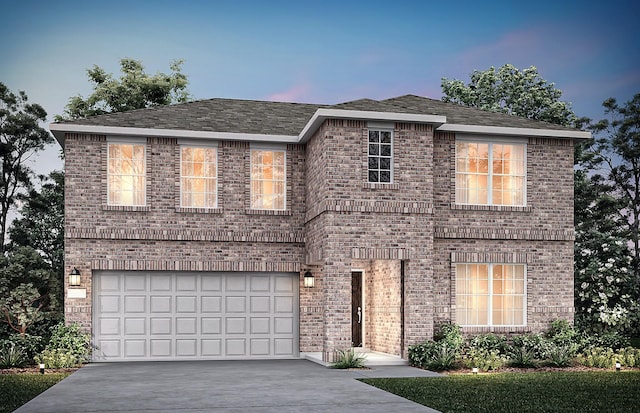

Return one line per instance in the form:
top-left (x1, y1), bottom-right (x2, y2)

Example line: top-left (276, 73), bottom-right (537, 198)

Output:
top-left (179, 144), bottom-right (218, 209)
top-left (367, 128), bottom-right (394, 183)
top-left (250, 145), bottom-right (287, 211)
top-left (107, 138), bottom-right (147, 206)
top-left (455, 263), bottom-right (527, 328)
top-left (455, 137), bottom-right (527, 206)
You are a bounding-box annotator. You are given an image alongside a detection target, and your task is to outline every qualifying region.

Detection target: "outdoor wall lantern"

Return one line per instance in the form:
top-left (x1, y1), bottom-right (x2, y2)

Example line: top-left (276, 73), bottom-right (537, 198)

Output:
top-left (69, 267), bottom-right (81, 287)
top-left (303, 270), bottom-right (315, 288)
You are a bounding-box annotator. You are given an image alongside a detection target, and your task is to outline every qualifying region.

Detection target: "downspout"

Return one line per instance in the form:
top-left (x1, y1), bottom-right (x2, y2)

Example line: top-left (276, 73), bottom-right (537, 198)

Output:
top-left (400, 260), bottom-right (405, 358)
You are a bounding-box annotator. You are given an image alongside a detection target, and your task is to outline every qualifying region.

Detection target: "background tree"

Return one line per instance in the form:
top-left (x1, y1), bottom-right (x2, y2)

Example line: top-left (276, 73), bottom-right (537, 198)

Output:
top-left (0, 82), bottom-right (53, 253)
top-left (57, 58), bottom-right (190, 120)
top-left (575, 93), bottom-right (640, 335)
top-left (9, 170), bottom-right (64, 284)
top-left (0, 247), bottom-right (61, 335)
top-left (441, 64), bottom-right (577, 126)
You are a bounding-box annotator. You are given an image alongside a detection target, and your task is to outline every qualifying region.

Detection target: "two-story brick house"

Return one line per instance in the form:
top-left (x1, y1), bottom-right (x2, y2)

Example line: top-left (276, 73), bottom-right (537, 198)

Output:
top-left (50, 94), bottom-right (589, 362)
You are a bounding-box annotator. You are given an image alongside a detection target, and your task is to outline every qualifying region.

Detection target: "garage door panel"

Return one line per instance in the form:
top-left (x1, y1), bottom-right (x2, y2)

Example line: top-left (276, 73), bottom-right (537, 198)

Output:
top-left (202, 296), bottom-right (221, 312)
top-left (93, 271), bottom-right (298, 361)
top-left (150, 317), bottom-right (171, 334)
top-left (177, 275), bottom-right (197, 291)
top-left (124, 296), bottom-right (145, 312)
top-left (124, 318), bottom-right (145, 335)
top-left (125, 275), bottom-right (146, 291)
top-left (150, 275), bottom-right (171, 291)
top-left (100, 296), bottom-right (120, 313)
top-left (176, 317), bottom-right (197, 334)
top-left (150, 339), bottom-right (171, 357)
top-left (124, 340), bottom-right (146, 357)
top-left (176, 296), bottom-right (197, 313)
top-left (150, 296), bottom-right (171, 312)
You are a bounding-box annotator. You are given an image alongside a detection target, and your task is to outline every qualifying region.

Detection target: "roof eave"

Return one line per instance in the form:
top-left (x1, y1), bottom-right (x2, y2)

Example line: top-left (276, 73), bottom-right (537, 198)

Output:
top-left (436, 124), bottom-right (591, 140)
top-left (48, 123), bottom-right (299, 146)
top-left (298, 108), bottom-right (447, 143)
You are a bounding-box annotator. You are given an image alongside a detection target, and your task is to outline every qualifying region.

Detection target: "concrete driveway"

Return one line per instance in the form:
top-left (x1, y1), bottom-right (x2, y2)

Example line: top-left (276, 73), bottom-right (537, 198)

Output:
top-left (15, 360), bottom-right (442, 412)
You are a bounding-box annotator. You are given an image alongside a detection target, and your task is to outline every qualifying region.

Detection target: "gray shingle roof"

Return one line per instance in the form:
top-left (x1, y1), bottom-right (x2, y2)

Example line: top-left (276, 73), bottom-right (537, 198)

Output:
top-left (54, 94), bottom-right (580, 135)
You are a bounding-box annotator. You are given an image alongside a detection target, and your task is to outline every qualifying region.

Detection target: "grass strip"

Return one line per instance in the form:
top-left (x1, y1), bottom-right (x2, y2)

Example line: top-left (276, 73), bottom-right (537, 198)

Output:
top-left (0, 373), bottom-right (70, 413)
top-left (361, 371), bottom-right (640, 413)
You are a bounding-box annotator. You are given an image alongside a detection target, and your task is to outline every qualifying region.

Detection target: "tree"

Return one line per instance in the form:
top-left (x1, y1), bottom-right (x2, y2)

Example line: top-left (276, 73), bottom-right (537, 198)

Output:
top-left (0, 247), bottom-right (61, 335)
top-left (9, 170), bottom-right (64, 278)
top-left (441, 64), bottom-right (577, 126)
top-left (574, 93), bottom-right (640, 335)
top-left (57, 58), bottom-right (190, 120)
top-left (0, 82), bottom-right (53, 253)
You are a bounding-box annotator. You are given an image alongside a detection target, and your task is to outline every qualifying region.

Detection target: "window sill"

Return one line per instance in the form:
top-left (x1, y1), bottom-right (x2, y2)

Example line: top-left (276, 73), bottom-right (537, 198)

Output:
top-left (460, 325), bottom-right (530, 334)
top-left (451, 203), bottom-right (532, 212)
top-left (362, 182), bottom-right (400, 190)
top-left (245, 209), bottom-right (292, 216)
top-left (175, 207), bottom-right (223, 214)
top-left (102, 205), bottom-right (150, 212)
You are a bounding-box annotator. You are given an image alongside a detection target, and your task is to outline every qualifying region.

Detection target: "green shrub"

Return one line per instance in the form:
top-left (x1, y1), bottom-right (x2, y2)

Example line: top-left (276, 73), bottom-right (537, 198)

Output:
top-left (578, 347), bottom-right (616, 368)
top-left (507, 334), bottom-right (548, 367)
top-left (467, 333), bottom-right (508, 353)
top-left (44, 322), bottom-right (91, 363)
top-left (546, 343), bottom-right (577, 367)
top-left (34, 349), bottom-right (78, 368)
top-left (0, 341), bottom-right (27, 368)
top-left (545, 319), bottom-right (579, 347)
top-left (463, 348), bottom-right (507, 371)
top-left (6, 334), bottom-right (44, 360)
top-left (331, 348), bottom-right (366, 369)
top-left (616, 347), bottom-right (640, 367)
top-left (434, 323), bottom-right (464, 351)
top-left (409, 341), bottom-right (458, 371)
top-left (582, 332), bottom-right (630, 351)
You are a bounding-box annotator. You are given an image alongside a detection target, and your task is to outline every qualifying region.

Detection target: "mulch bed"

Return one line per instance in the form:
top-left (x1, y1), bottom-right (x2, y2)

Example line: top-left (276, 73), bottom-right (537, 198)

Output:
top-left (440, 365), bottom-right (640, 375)
top-left (0, 366), bottom-right (80, 375)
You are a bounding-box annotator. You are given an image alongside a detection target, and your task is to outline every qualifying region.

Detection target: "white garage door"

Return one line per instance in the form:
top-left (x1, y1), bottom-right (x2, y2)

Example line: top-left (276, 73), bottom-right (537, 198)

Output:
top-left (93, 271), bottom-right (299, 361)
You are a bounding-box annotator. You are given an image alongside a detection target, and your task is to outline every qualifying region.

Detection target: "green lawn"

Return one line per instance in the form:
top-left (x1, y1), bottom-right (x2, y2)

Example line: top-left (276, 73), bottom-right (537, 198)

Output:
top-left (361, 371), bottom-right (640, 413)
top-left (0, 373), bottom-right (69, 413)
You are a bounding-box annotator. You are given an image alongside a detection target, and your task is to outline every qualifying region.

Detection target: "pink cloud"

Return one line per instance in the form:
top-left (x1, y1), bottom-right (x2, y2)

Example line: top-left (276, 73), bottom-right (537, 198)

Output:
top-left (266, 83), bottom-right (312, 103)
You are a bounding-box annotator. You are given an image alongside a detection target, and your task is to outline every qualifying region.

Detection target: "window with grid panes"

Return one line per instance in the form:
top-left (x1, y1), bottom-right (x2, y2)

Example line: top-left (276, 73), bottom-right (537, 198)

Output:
top-left (181, 146), bottom-right (217, 208)
top-left (250, 149), bottom-right (286, 210)
top-left (108, 143), bottom-right (146, 206)
top-left (368, 130), bottom-right (392, 183)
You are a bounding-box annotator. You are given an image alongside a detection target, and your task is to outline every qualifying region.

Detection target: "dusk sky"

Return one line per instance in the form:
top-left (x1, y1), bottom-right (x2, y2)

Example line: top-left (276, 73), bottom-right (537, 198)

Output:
top-left (2, 0), bottom-right (639, 176)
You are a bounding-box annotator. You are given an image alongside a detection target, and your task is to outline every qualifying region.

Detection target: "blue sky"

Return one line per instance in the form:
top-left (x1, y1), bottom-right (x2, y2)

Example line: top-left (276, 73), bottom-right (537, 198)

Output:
top-left (1, 0), bottom-right (639, 174)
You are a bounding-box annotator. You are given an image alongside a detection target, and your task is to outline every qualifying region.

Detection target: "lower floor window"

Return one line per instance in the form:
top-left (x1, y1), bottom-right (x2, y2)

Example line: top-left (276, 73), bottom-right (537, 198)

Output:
top-left (456, 263), bottom-right (526, 326)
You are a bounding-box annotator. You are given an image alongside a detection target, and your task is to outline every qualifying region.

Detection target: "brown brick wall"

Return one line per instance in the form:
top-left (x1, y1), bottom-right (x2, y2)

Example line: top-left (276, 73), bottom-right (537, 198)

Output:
top-left (65, 118), bottom-right (577, 358)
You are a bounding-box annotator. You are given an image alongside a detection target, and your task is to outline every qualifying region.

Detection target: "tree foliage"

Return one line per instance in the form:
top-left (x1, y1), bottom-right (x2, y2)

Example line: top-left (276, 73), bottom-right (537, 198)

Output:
top-left (57, 58), bottom-right (190, 120)
top-left (575, 93), bottom-right (640, 335)
top-left (9, 170), bottom-right (64, 277)
top-left (441, 64), bottom-right (577, 126)
top-left (0, 247), bottom-right (61, 335)
top-left (0, 82), bottom-right (53, 252)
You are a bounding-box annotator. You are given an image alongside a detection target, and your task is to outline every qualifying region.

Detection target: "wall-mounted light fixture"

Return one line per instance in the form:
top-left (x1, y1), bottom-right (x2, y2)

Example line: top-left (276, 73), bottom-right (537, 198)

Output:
top-left (303, 270), bottom-right (315, 288)
top-left (69, 267), bottom-right (81, 287)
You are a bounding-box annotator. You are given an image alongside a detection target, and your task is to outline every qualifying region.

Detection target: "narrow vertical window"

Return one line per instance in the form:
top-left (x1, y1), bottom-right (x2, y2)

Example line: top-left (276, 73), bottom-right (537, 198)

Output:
top-left (250, 149), bottom-right (286, 210)
top-left (455, 142), bottom-right (525, 205)
top-left (181, 146), bottom-right (217, 208)
top-left (368, 130), bottom-right (392, 183)
top-left (456, 263), bottom-right (526, 327)
top-left (108, 143), bottom-right (146, 206)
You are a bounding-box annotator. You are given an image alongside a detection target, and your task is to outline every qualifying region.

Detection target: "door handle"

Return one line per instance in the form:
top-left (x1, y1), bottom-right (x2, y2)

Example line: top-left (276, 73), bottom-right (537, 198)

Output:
top-left (357, 306), bottom-right (362, 324)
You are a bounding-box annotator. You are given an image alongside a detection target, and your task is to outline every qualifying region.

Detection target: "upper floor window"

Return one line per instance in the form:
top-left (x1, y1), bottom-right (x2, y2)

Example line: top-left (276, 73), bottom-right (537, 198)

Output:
top-left (108, 143), bottom-right (146, 206)
top-left (456, 263), bottom-right (526, 327)
top-left (181, 146), bottom-right (217, 208)
top-left (368, 130), bottom-right (392, 183)
top-left (250, 149), bottom-right (285, 210)
top-left (455, 141), bottom-right (525, 206)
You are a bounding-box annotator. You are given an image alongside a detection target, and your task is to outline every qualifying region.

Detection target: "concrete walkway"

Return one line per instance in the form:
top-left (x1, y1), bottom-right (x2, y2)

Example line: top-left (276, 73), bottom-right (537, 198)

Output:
top-left (15, 360), bottom-right (442, 413)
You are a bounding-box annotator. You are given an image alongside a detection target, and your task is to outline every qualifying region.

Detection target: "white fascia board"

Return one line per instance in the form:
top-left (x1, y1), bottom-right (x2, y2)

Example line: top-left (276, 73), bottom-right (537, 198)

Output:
top-left (49, 123), bottom-right (299, 147)
top-left (437, 123), bottom-right (591, 140)
top-left (298, 108), bottom-right (447, 142)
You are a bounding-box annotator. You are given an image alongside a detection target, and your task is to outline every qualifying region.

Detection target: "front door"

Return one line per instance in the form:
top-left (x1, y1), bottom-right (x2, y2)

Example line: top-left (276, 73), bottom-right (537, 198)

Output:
top-left (351, 271), bottom-right (363, 347)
